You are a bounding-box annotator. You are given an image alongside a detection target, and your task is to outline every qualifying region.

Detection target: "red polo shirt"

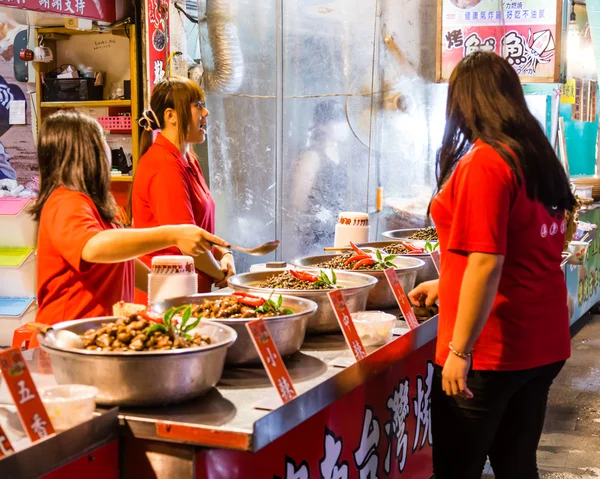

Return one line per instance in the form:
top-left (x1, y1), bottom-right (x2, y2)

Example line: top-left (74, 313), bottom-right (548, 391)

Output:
top-left (132, 134), bottom-right (216, 292)
top-left (36, 186), bottom-right (134, 325)
top-left (431, 140), bottom-right (570, 371)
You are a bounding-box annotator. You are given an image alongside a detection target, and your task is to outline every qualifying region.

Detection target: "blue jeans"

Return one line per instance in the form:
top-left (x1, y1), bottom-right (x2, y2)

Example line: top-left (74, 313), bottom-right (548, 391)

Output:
top-left (432, 360), bottom-right (565, 479)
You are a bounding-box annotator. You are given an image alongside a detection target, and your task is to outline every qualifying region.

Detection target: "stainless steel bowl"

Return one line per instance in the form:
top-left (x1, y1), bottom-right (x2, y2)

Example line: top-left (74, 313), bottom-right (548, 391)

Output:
top-left (291, 254), bottom-right (424, 309)
top-left (228, 271), bottom-right (377, 334)
top-left (151, 293), bottom-right (317, 366)
top-left (381, 228), bottom-right (433, 241)
top-left (358, 241), bottom-right (438, 286)
top-left (39, 317), bottom-right (237, 407)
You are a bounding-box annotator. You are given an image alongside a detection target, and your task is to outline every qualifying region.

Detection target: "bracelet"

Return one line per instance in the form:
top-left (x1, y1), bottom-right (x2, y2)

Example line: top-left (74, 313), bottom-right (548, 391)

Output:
top-left (449, 342), bottom-right (472, 360)
top-left (221, 251), bottom-right (233, 258)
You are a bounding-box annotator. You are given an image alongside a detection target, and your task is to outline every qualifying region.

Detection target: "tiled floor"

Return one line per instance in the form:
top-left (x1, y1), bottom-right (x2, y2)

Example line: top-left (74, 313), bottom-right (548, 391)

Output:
top-left (483, 315), bottom-right (600, 478)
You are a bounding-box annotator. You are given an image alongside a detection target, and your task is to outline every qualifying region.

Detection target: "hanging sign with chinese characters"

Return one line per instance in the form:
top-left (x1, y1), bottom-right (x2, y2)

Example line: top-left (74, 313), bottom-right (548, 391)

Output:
top-left (246, 318), bottom-right (297, 404)
top-left (439, 0), bottom-right (561, 81)
top-left (0, 425), bottom-right (15, 458)
top-left (327, 289), bottom-right (367, 361)
top-left (0, 0), bottom-right (115, 22)
top-left (145, 0), bottom-right (169, 92)
top-left (0, 348), bottom-right (55, 442)
top-left (384, 268), bottom-right (420, 330)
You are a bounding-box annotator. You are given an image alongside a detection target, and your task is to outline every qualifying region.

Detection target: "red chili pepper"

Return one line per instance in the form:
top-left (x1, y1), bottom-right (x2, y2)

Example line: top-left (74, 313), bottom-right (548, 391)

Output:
top-left (139, 311), bottom-right (164, 324)
top-left (232, 292), bottom-right (266, 307)
top-left (407, 250), bottom-right (424, 255)
top-left (401, 242), bottom-right (419, 251)
top-left (344, 254), bottom-right (371, 266)
top-left (350, 241), bottom-right (367, 256)
top-left (353, 258), bottom-right (375, 270)
top-left (290, 269), bottom-right (319, 283)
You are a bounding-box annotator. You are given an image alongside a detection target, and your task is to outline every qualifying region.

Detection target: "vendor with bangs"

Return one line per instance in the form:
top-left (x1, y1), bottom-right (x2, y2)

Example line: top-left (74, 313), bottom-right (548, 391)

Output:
top-left (132, 77), bottom-right (234, 294)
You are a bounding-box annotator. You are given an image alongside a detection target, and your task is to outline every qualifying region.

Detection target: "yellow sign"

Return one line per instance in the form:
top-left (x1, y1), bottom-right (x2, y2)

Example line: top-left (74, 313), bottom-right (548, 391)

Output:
top-left (561, 78), bottom-right (576, 104)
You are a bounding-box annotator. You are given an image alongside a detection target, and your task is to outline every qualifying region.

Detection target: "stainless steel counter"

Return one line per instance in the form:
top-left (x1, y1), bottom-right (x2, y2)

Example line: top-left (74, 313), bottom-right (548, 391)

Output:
top-left (1, 315), bottom-right (438, 453)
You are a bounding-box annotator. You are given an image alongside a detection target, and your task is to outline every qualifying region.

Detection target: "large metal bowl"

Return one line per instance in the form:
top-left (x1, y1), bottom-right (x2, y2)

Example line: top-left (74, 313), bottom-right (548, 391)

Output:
top-left (291, 254), bottom-right (424, 309)
top-left (39, 317), bottom-right (237, 407)
top-left (151, 293), bottom-right (317, 366)
top-left (358, 241), bottom-right (438, 286)
top-left (228, 271), bottom-right (377, 334)
top-left (381, 228), bottom-right (435, 242)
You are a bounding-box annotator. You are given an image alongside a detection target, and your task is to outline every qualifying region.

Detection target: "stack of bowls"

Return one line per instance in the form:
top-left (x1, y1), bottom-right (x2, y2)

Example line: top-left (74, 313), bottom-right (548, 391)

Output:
top-left (148, 255), bottom-right (197, 303)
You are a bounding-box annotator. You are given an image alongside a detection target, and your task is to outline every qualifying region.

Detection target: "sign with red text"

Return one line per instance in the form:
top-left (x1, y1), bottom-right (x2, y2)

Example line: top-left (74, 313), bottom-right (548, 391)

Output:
top-left (327, 289), bottom-right (367, 361)
top-left (0, 348), bottom-right (54, 442)
top-left (0, 0), bottom-right (115, 22)
top-left (0, 424), bottom-right (14, 458)
top-left (385, 267), bottom-right (420, 330)
top-left (439, 0), bottom-right (560, 81)
top-left (146, 0), bottom-right (170, 91)
top-left (195, 339), bottom-right (437, 479)
top-left (246, 318), bottom-right (297, 404)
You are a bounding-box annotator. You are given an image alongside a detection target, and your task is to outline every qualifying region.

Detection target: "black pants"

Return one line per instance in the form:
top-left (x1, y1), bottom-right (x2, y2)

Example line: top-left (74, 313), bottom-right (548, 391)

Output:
top-left (432, 360), bottom-right (565, 479)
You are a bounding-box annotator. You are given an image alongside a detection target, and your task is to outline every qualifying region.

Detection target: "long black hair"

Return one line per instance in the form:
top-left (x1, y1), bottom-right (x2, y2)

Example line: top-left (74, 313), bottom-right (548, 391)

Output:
top-left (436, 51), bottom-right (575, 214)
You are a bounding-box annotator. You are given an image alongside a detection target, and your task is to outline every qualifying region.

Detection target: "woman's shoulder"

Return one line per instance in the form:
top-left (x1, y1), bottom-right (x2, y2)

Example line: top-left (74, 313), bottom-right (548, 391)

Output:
top-left (41, 186), bottom-right (98, 222)
top-left (460, 140), bottom-right (515, 176)
top-left (139, 142), bottom-right (186, 173)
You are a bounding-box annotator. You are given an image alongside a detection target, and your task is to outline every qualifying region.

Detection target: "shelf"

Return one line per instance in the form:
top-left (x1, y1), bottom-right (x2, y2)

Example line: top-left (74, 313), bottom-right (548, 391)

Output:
top-left (41, 100), bottom-right (131, 109)
top-left (110, 176), bottom-right (133, 183)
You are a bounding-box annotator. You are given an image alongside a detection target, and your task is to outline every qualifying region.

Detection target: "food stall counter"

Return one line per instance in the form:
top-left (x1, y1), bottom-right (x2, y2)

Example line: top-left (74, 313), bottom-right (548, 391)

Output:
top-left (1, 316), bottom-right (438, 479)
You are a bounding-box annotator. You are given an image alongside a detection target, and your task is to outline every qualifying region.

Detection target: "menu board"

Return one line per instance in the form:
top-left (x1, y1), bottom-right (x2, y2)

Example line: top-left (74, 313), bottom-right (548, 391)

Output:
top-left (438, 0), bottom-right (561, 82)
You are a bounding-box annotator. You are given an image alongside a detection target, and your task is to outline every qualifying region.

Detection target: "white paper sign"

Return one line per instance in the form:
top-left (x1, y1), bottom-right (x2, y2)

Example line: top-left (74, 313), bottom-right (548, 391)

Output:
top-left (9, 100), bottom-right (25, 125)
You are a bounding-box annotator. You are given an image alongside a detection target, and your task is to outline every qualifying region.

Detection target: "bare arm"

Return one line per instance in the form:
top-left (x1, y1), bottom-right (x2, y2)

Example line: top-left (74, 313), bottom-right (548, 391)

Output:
top-left (194, 253), bottom-right (225, 280)
top-left (442, 252), bottom-right (504, 398)
top-left (81, 224), bottom-right (228, 264)
top-left (451, 252), bottom-right (504, 353)
top-left (134, 259), bottom-right (150, 293)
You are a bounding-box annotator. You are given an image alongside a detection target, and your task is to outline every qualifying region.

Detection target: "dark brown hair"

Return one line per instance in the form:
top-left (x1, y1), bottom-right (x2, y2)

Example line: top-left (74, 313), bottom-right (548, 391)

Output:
top-left (30, 110), bottom-right (118, 223)
top-left (139, 76), bottom-right (205, 157)
top-left (436, 51), bottom-right (575, 213)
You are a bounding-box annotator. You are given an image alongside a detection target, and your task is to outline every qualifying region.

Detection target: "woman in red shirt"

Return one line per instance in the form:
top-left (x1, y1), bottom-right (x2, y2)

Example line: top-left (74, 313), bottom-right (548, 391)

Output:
top-left (409, 52), bottom-right (576, 478)
top-left (31, 111), bottom-right (227, 325)
top-left (132, 77), bottom-right (233, 293)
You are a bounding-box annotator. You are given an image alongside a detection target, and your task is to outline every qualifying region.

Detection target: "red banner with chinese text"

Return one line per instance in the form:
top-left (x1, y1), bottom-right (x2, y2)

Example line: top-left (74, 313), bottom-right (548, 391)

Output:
top-left (0, 0), bottom-right (115, 22)
top-left (145, 0), bottom-right (169, 92)
top-left (195, 340), bottom-right (436, 479)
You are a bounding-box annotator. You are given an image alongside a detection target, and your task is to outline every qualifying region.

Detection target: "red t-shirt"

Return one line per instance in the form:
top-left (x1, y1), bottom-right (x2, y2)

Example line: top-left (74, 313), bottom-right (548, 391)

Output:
top-left (132, 133), bottom-right (216, 293)
top-left (431, 140), bottom-right (570, 371)
top-left (36, 186), bottom-right (134, 325)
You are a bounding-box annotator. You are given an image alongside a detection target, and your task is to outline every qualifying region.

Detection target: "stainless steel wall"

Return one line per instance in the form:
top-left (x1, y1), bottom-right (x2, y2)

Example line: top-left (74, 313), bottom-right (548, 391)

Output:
top-left (198, 0), bottom-right (443, 272)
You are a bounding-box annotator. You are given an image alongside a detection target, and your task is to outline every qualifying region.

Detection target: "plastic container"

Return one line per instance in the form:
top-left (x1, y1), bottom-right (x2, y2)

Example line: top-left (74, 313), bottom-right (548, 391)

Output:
top-left (0, 248), bottom-right (36, 297)
top-left (39, 385), bottom-right (98, 431)
top-left (334, 212), bottom-right (370, 248)
top-left (351, 311), bottom-right (396, 346)
top-left (0, 297), bottom-right (37, 347)
top-left (0, 198), bottom-right (37, 248)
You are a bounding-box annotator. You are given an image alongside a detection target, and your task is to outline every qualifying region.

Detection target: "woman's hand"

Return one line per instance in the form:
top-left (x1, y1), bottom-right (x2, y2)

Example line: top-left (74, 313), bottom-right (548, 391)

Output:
top-left (408, 279), bottom-right (439, 307)
top-left (442, 353), bottom-right (473, 399)
top-left (215, 254), bottom-right (236, 288)
top-left (170, 225), bottom-right (229, 256)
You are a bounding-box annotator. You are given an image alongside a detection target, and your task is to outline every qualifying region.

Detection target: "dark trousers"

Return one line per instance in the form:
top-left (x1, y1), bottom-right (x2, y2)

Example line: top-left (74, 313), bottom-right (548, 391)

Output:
top-left (431, 360), bottom-right (565, 479)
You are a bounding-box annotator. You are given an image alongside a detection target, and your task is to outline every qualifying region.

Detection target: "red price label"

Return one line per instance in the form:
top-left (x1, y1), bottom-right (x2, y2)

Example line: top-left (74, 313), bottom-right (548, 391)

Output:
top-left (327, 290), bottom-right (367, 361)
top-left (384, 268), bottom-right (420, 330)
top-left (246, 319), bottom-right (297, 404)
top-left (0, 348), bottom-right (55, 442)
top-left (0, 424), bottom-right (14, 458)
top-left (430, 250), bottom-right (441, 276)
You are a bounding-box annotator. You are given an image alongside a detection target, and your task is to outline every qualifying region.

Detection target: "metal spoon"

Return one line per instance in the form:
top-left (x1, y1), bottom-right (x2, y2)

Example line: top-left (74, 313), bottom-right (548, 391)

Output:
top-left (26, 322), bottom-right (84, 350)
top-left (227, 240), bottom-right (281, 256)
